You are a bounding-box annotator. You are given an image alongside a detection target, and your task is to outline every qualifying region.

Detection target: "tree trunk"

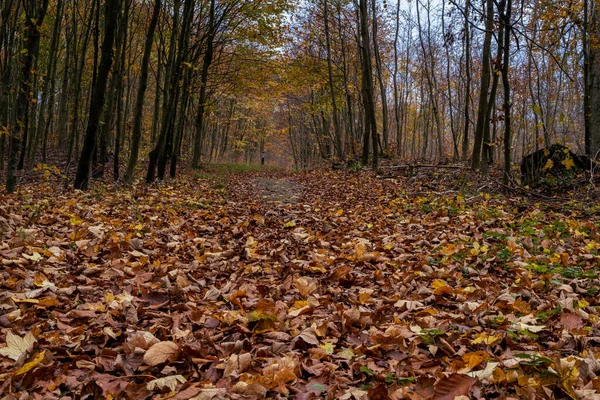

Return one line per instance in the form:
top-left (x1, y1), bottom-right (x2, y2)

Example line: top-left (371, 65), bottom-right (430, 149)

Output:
top-left (192, 0), bottom-right (215, 168)
top-left (124, 0), bottom-right (160, 183)
top-left (6, 0), bottom-right (49, 193)
top-left (462, 0), bottom-right (471, 160)
top-left (324, 0), bottom-right (343, 160)
top-left (359, 0), bottom-right (377, 168)
top-left (502, 0), bottom-right (513, 183)
top-left (471, 0), bottom-right (494, 170)
top-left (589, 0), bottom-right (600, 159)
top-left (74, 0), bottom-right (120, 190)
top-left (372, 0), bottom-right (389, 154)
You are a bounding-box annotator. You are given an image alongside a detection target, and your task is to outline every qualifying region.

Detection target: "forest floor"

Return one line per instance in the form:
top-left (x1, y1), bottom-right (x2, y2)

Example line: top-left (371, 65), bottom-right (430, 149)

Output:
top-left (1, 166), bottom-right (600, 399)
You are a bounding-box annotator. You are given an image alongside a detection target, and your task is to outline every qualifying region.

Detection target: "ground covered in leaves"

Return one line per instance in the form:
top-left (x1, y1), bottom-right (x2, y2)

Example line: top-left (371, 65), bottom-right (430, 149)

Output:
top-left (1, 168), bottom-right (600, 399)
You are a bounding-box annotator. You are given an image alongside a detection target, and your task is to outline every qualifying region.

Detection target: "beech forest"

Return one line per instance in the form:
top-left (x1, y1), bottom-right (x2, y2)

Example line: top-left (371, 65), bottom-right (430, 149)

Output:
top-left (1, 0), bottom-right (600, 398)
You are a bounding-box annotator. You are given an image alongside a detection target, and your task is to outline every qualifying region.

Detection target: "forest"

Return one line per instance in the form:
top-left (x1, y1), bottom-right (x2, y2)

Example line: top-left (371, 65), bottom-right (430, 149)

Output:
top-left (1, 0), bottom-right (600, 398)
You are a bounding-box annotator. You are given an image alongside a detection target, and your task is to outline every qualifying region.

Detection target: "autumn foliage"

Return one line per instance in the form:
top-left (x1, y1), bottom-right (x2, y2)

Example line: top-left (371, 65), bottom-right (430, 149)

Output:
top-left (1, 168), bottom-right (600, 399)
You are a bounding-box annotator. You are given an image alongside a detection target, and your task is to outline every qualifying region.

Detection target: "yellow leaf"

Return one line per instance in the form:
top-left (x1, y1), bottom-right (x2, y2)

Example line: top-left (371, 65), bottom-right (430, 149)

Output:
top-left (14, 351), bottom-right (44, 376)
top-left (335, 209), bottom-right (344, 216)
top-left (578, 300), bottom-right (590, 308)
top-left (146, 375), bottom-right (186, 391)
top-left (462, 351), bottom-right (488, 370)
top-left (338, 347), bottom-right (355, 360)
top-left (432, 280), bottom-right (447, 290)
top-left (288, 301), bottom-right (310, 317)
top-left (441, 243), bottom-right (460, 256)
top-left (319, 342), bottom-right (335, 355)
top-left (471, 332), bottom-right (503, 345)
top-left (355, 242), bottom-right (366, 260)
top-left (11, 298), bottom-right (39, 304)
top-left (543, 159), bottom-right (554, 170)
top-left (562, 158), bottom-right (575, 169)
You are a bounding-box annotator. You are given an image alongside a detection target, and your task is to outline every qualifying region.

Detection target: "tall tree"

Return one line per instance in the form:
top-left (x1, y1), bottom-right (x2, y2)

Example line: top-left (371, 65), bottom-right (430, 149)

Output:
top-left (124, 0), bottom-right (161, 183)
top-left (359, 0), bottom-right (377, 168)
top-left (192, 0), bottom-right (215, 168)
top-left (471, 0), bottom-right (494, 171)
top-left (74, 0), bottom-right (121, 190)
top-left (324, 0), bottom-right (343, 160)
top-left (589, 0), bottom-right (600, 159)
top-left (371, 0), bottom-right (389, 153)
top-left (6, 0), bottom-right (49, 193)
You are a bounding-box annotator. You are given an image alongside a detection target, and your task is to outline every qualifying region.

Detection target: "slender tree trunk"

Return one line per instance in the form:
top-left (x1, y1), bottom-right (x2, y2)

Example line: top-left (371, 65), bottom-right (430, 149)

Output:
top-left (442, 0), bottom-right (458, 158)
top-left (324, 0), bottom-right (343, 160)
top-left (584, 0), bottom-right (591, 156)
top-left (192, 0), bottom-right (215, 168)
top-left (393, 0), bottom-right (402, 157)
top-left (147, 0), bottom-right (180, 182)
top-left (124, 0), bottom-right (160, 183)
top-left (502, 0), bottom-right (513, 183)
top-left (65, 0), bottom-right (96, 179)
top-left (372, 0), bottom-right (389, 154)
top-left (6, 0), bottom-right (49, 193)
top-left (462, 0), bottom-right (471, 160)
top-left (28, 0), bottom-right (63, 169)
top-left (113, 0), bottom-right (129, 182)
top-left (471, 0), bottom-right (494, 170)
top-left (74, 0), bottom-right (120, 190)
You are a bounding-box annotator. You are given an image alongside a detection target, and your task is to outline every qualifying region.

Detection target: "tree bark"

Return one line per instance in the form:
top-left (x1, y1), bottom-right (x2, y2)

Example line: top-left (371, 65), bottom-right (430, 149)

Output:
top-left (324, 0), bottom-right (343, 160)
top-left (124, 0), bottom-right (161, 183)
top-left (359, 0), bottom-right (377, 168)
top-left (589, 0), bottom-right (600, 158)
top-left (471, 0), bottom-right (494, 170)
top-left (192, 0), bottom-right (215, 168)
top-left (74, 0), bottom-right (121, 190)
top-left (372, 0), bottom-right (389, 154)
top-left (6, 0), bottom-right (49, 193)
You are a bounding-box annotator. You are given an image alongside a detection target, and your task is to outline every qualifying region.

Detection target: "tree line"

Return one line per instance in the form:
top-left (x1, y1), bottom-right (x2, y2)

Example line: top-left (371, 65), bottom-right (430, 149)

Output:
top-left (1, 0), bottom-right (599, 192)
top-left (283, 0), bottom-right (600, 181)
top-left (1, 0), bottom-right (289, 192)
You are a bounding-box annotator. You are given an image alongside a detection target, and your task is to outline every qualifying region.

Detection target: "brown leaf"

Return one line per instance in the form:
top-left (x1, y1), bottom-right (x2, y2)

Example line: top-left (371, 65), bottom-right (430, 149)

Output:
top-left (432, 374), bottom-right (477, 400)
top-left (559, 313), bottom-right (584, 330)
top-left (143, 341), bottom-right (180, 366)
top-left (368, 383), bottom-right (390, 400)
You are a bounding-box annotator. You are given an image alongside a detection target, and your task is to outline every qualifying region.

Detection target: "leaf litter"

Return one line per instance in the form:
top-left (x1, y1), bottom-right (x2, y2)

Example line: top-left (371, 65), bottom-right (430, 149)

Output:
top-left (0, 169), bottom-right (600, 399)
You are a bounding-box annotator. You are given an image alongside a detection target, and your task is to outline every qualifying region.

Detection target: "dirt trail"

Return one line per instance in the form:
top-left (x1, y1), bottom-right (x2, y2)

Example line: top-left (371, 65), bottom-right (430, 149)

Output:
top-left (254, 177), bottom-right (303, 203)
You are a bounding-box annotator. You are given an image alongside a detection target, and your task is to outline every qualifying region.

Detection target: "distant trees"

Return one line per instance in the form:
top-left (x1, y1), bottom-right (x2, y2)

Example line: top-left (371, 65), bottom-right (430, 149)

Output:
top-left (284, 0), bottom-right (588, 176)
top-left (0, 0), bottom-right (596, 191)
top-left (1, 0), bottom-right (290, 192)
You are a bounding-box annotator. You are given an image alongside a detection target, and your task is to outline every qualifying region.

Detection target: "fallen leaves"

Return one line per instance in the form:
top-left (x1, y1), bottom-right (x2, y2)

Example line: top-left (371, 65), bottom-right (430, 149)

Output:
top-left (1, 169), bottom-right (600, 399)
top-left (0, 330), bottom-right (36, 361)
top-left (143, 341), bottom-right (180, 366)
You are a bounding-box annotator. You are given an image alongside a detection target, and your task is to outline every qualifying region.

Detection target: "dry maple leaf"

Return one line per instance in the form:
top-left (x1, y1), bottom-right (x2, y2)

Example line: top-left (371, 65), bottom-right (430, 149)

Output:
top-left (143, 341), bottom-right (180, 366)
top-left (0, 330), bottom-right (36, 361)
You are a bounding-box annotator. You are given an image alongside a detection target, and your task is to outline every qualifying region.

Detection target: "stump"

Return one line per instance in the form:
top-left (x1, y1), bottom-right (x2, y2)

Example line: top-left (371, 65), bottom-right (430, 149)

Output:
top-left (520, 144), bottom-right (597, 186)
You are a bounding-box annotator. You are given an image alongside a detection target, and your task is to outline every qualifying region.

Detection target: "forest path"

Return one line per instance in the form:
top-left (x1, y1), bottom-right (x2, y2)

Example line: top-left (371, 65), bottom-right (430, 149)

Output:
top-left (254, 177), bottom-right (304, 204)
top-left (2, 169), bottom-right (600, 399)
